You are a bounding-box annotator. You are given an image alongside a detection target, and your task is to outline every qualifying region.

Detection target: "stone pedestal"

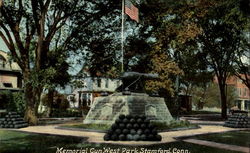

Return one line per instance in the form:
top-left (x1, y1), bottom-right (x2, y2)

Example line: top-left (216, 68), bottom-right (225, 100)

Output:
top-left (84, 93), bottom-right (173, 124)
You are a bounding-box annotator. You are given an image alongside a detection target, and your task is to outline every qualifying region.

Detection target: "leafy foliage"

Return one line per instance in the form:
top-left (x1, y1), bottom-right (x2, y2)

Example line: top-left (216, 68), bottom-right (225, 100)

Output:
top-left (0, 0), bottom-right (120, 124)
top-left (0, 91), bottom-right (25, 115)
top-left (192, 83), bottom-right (237, 108)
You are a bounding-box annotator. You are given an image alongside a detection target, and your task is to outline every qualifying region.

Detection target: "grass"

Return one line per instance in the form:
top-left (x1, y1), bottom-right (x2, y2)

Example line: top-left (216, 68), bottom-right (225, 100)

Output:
top-left (189, 110), bottom-right (220, 115)
top-left (0, 129), bottom-right (241, 153)
top-left (192, 130), bottom-right (250, 147)
top-left (152, 120), bottom-right (199, 131)
top-left (60, 123), bottom-right (111, 131)
top-left (0, 130), bottom-right (88, 153)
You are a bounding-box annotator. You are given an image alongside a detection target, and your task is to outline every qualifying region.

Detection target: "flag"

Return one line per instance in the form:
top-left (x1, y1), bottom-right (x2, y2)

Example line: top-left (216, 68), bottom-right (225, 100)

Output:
top-left (125, 0), bottom-right (139, 22)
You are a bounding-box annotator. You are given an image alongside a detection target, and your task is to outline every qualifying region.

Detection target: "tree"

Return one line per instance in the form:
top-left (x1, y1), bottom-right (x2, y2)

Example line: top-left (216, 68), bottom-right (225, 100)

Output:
top-left (192, 82), bottom-right (237, 109)
top-left (146, 0), bottom-right (248, 119)
top-left (233, 21), bottom-right (250, 89)
top-left (196, 0), bottom-right (245, 118)
top-left (0, 0), bottom-right (118, 125)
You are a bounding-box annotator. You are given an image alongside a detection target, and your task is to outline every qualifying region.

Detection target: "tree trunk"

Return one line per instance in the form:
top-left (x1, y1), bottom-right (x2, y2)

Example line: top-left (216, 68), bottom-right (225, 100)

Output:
top-left (24, 86), bottom-right (39, 125)
top-left (23, 70), bottom-right (40, 125)
top-left (218, 81), bottom-right (227, 119)
top-left (46, 88), bottom-right (54, 117)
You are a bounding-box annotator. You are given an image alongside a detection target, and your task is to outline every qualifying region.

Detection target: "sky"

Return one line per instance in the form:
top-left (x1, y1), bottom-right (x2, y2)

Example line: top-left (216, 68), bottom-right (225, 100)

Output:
top-left (0, 37), bottom-right (81, 75)
top-left (0, 38), bottom-right (8, 52)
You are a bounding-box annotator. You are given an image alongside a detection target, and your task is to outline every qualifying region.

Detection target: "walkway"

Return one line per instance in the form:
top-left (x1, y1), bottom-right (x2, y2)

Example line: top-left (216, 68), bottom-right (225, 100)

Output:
top-left (13, 124), bottom-right (248, 146)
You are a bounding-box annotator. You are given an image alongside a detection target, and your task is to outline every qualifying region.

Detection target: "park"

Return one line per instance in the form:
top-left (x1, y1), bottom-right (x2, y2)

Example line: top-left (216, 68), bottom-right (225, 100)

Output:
top-left (0, 0), bottom-right (249, 153)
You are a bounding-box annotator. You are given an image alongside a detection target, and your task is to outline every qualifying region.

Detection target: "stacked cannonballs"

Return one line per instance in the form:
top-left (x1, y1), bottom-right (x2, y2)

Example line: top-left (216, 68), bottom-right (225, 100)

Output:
top-left (0, 112), bottom-right (28, 129)
top-left (104, 114), bottom-right (162, 141)
top-left (224, 113), bottom-right (250, 128)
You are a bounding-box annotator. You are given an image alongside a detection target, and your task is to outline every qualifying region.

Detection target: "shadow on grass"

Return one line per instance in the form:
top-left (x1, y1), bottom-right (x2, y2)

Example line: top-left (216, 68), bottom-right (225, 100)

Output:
top-left (190, 130), bottom-right (250, 147)
top-left (0, 130), bottom-right (88, 153)
top-left (0, 130), bottom-right (242, 153)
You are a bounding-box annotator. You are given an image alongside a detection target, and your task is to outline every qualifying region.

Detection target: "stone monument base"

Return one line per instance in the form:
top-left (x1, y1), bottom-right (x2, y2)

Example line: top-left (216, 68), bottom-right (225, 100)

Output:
top-left (83, 93), bottom-right (173, 124)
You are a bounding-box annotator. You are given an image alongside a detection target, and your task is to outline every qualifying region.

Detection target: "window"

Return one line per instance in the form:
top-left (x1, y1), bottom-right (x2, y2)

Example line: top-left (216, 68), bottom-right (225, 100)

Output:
top-left (97, 79), bottom-right (101, 87)
top-left (105, 79), bottom-right (109, 88)
top-left (116, 80), bottom-right (120, 88)
top-left (3, 83), bottom-right (13, 88)
top-left (0, 55), bottom-right (6, 68)
top-left (86, 93), bottom-right (92, 106)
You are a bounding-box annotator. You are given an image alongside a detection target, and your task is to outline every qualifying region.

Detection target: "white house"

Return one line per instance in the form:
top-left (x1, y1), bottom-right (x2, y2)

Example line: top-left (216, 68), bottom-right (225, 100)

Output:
top-left (67, 77), bottom-right (121, 108)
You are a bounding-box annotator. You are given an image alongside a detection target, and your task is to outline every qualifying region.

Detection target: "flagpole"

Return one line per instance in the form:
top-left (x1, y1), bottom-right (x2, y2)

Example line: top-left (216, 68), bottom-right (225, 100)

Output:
top-left (121, 0), bottom-right (125, 73)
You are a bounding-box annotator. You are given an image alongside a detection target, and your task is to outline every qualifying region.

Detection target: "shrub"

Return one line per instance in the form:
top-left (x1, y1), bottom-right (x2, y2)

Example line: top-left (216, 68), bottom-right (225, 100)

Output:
top-left (0, 90), bottom-right (12, 109)
top-left (0, 91), bottom-right (25, 116)
top-left (12, 92), bottom-right (26, 116)
top-left (50, 108), bottom-right (82, 117)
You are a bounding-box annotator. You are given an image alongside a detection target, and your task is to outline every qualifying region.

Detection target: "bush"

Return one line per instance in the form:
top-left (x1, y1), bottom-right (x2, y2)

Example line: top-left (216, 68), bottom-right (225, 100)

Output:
top-left (0, 91), bottom-right (25, 116)
top-left (12, 92), bottom-right (26, 116)
top-left (50, 108), bottom-right (82, 117)
top-left (0, 90), bottom-right (12, 109)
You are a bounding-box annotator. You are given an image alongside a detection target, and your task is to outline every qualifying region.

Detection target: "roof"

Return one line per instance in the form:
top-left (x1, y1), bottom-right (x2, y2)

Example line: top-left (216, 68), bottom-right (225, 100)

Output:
top-left (0, 50), bottom-right (21, 71)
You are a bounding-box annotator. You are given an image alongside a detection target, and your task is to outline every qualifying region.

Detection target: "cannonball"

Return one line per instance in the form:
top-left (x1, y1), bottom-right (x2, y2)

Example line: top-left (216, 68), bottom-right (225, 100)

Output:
top-left (130, 115), bottom-right (136, 119)
top-left (156, 134), bottom-right (162, 141)
top-left (126, 123), bottom-right (132, 129)
top-left (107, 129), bottom-right (113, 135)
top-left (104, 134), bottom-right (110, 141)
top-left (137, 118), bottom-right (143, 123)
top-left (130, 129), bottom-right (136, 135)
top-left (126, 115), bottom-right (132, 120)
top-left (134, 115), bottom-right (139, 119)
top-left (115, 128), bottom-right (122, 134)
top-left (119, 114), bottom-right (126, 120)
top-left (140, 134), bottom-right (146, 141)
top-left (144, 119), bottom-right (150, 124)
top-left (111, 123), bottom-right (118, 130)
top-left (139, 115), bottom-right (146, 120)
top-left (119, 134), bottom-right (126, 141)
top-left (140, 123), bottom-right (147, 129)
top-left (130, 118), bottom-right (136, 123)
top-left (126, 134), bottom-right (133, 141)
top-left (144, 129), bottom-right (150, 134)
top-left (122, 129), bottom-right (129, 134)
top-left (115, 118), bottom-right (122, 124)
top-left (133, 123), bottom-right (139, 129)
top-left (134, 134), bottom-right (140, 141)
top-left (137, 129), bottom-right (143, 135)
top-left (123, 118), bottom-right (129, 123)
top-left (148, 134), bottom-right (154, 140)
top-left (152, 128), bottom-right (157, 135)
top-left (148, 123), bottom-right (155, 129)
top-left (111, 134), bottom-right (118, 141)
top-left (119, 123), bottom-right (125, 128)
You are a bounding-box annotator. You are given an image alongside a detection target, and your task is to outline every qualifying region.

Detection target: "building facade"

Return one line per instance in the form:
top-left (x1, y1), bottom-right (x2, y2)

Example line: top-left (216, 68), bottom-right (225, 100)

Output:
top-left (226, 75), bottom-right (250, 111)
top-left (0, 50), bottom-right (22, 91)
top-left (67, 77), bottom-right (121, 108)
top-left (214, 75), bottom-right (250, 111)
top-left (0, 50), bottom-right (22, 110)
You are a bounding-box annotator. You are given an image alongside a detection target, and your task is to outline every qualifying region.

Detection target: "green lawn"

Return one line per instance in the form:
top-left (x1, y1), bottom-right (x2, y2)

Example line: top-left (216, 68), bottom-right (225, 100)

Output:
top-left (192, 130), bottom-right (250, 147)
top-left (0, 129), bottom-right (242, 153)
top-left (188, 110), bottom-right (220, 115)
top-left (60, 123), bottom-right (111, 131)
